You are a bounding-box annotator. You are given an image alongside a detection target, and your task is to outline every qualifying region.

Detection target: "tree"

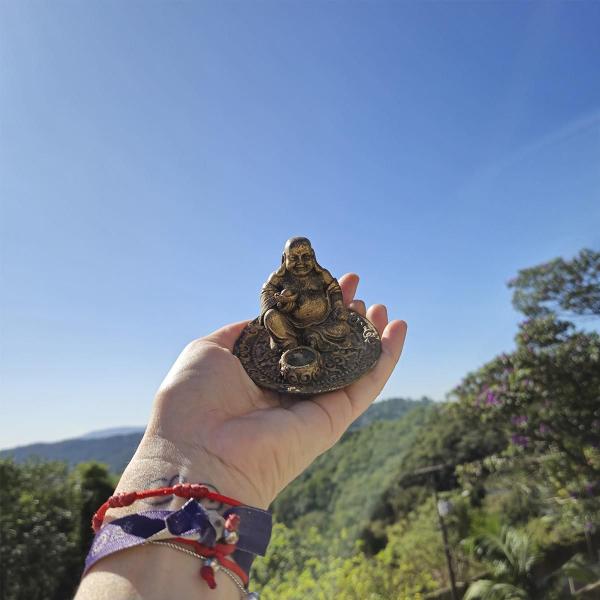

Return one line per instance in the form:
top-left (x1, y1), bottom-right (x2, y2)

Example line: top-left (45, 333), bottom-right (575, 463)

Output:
top-left (0, 459), bottom-right (80, 600)
top-left (454, 249), bottom-right (600, 490)
top-left (464, 527), bottom-right (541, 599)
top-left (508, 248), bottom-right (600, 318)
top-left (0, 459), bottom-right (115, 600)
top-left (464, 528), bottom-right (598, 600)
top-left (71, 462), bottom-right (115, 560)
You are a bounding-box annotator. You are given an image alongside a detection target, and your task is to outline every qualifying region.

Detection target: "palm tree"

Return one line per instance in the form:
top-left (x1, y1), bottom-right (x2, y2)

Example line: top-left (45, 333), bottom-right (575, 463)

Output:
top-left (465, 526), bottom-right (599, 599)
top-left (464, 527), bottom-right (539, 600)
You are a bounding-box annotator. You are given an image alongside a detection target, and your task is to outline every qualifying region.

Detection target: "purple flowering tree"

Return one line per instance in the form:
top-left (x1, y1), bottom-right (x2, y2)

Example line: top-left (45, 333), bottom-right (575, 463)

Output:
top-left (453, 249), bottom-right (600, 488)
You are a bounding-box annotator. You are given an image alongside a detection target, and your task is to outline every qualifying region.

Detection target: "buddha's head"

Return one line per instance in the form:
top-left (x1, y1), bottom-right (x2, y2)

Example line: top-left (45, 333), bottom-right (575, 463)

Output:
top-left (283, 237), bottom-right (316, 277)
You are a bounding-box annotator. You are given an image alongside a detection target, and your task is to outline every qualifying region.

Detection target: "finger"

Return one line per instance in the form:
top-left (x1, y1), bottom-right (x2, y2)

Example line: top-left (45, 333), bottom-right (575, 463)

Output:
top-left (366, 304), bottom-right (388, 336)
top-left (203, 320), bottom-right (251, 352)
top-left (348, 299), bottom-right (366, 316)
top-left (344, 319), bottom-right (407, 415)
top-left (338, 273), bottom-right (359, 306)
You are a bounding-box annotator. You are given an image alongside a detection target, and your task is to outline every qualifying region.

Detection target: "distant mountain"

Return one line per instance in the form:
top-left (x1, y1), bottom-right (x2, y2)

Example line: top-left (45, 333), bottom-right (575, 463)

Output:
top-left (0, 432), bottom-right (144, 474)
top-left (80, 426), bottom-right (144, 440)
top-left (0, 397), bottom-right (431, 475)
top-left (349, 396), bottom-right (433, 430)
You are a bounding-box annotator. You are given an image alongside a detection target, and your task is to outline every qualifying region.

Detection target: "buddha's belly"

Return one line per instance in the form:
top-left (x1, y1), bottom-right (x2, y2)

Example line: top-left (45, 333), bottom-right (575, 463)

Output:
top-left (291, 292), bottom-right (330, 326)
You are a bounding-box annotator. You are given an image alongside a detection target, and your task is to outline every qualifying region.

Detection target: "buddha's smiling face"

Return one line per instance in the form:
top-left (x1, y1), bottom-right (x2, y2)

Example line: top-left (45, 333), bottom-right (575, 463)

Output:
top-left (285, 244), bottom-right (315, 277)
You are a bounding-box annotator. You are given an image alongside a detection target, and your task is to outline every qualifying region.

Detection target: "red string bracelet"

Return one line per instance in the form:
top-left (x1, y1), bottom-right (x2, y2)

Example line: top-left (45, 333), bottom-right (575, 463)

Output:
top-left (92, 483), bottom-right (243, 532)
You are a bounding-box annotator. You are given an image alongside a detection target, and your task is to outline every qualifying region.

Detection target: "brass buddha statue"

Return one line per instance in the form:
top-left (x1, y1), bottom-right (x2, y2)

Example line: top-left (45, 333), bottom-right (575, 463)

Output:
top-left (234, 237), bottom-right (381, 395)
top-left (260, 237), bottom-right (352, 352)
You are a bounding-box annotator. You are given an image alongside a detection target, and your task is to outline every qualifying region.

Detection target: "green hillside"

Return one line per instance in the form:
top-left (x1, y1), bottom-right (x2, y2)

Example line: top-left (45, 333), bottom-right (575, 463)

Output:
top-left (273, 399), bottom-right (434, 543)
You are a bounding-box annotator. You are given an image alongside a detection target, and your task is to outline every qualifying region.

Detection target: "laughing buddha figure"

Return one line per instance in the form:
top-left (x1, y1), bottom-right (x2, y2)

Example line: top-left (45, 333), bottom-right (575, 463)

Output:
top-left (260, 237), bottom-right (352, 352)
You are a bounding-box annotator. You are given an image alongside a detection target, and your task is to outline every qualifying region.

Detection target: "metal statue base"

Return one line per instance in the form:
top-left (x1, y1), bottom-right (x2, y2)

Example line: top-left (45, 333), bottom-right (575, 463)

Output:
top-left (234, 311), bottom-right (381, 396)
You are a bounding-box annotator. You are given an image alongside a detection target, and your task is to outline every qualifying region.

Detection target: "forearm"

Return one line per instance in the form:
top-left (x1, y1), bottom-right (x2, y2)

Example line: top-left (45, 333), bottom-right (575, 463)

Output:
top-left (76, 543), bottom-right (241, 600)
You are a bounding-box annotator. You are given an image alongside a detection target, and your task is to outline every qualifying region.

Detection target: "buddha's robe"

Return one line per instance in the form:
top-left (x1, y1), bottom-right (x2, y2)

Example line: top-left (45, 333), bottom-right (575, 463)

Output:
top-left (260, 269), bottom-right (352, 351)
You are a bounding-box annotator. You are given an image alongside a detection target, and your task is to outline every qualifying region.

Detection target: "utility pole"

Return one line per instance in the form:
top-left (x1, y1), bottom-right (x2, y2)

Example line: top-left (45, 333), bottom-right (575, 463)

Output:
top-left (433, 480), bottom-right (459, 600)
top-left (405, 464), bottom-right (459, 600)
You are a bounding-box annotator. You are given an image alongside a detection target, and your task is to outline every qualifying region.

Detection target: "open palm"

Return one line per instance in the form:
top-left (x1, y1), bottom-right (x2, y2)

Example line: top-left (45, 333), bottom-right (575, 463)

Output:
top-left (138, 273), bottom-right (407, 509)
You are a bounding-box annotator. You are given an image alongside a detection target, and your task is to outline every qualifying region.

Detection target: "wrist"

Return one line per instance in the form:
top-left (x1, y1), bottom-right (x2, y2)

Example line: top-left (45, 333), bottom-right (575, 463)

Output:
top-left (84, 455), bottom-right (272, 598)
top-left (109, 434), bottom-right (271, 518)
top-left (77, 542), bottom-right (241, 600)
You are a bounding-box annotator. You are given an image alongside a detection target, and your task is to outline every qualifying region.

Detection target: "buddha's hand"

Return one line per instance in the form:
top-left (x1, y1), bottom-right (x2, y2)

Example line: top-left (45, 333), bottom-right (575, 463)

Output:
top-left (275, 289), bottom-right (296, 312)
top-left (332, 305), bottom-right (349, 321)
top-left (113, 274), bottom-right (407, 512)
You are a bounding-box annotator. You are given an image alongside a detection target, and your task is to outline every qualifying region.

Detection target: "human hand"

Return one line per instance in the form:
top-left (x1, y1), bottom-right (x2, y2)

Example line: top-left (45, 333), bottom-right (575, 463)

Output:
top-left (113, 274), bottom-right (407, 511)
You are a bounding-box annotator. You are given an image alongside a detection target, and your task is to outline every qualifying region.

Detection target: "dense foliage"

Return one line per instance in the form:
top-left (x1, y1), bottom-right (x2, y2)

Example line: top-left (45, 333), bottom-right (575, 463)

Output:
top-left (0, 460), bottom-right (115, 600)
top-left (273, 399), bottom-right (434, 541)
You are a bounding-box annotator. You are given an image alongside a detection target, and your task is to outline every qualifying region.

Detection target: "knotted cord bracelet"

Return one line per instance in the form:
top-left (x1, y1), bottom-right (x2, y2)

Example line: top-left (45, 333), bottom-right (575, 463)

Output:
top-left (92, 483), bottom-right (243, 532)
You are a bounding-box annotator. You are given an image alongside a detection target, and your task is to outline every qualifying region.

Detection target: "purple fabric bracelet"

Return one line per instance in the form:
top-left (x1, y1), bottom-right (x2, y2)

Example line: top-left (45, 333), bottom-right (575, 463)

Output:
top-left (84, 499), bottom-right (272, 578)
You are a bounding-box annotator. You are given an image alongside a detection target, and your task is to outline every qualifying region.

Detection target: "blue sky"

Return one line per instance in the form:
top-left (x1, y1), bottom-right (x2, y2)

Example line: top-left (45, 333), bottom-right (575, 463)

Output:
top-left (1, 1), bottom-right (599, 447)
